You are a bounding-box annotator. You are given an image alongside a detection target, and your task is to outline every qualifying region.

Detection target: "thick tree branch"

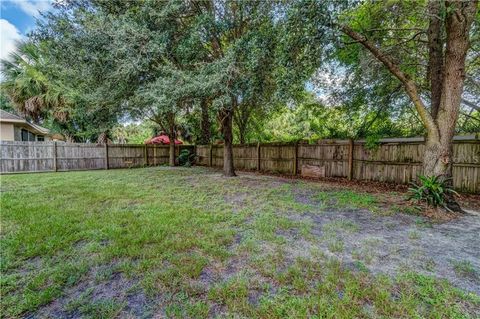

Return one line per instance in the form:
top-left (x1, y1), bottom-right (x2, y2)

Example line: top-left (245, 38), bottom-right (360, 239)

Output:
top-left (339, 25), bottom-right (439, 140)
top-left (460, 110), bottom-right (480, 122)
top-left (462, 98), bottom-right (480, 111)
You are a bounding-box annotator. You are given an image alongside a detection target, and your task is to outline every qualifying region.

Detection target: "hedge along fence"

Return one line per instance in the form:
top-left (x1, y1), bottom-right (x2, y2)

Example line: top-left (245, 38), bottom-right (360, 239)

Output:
top-left (196, 135), bottom-right (480, 193)
top-left (0, 141), bottom-right (194, 173)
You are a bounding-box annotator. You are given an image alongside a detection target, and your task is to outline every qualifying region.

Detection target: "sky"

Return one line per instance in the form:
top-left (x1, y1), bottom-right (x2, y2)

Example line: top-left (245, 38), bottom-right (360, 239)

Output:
top-left (0, 0), bottom-right (53, 60)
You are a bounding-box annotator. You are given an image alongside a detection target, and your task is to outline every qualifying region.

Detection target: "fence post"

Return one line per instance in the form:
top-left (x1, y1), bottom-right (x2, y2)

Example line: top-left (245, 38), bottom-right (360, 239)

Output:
top-left (53, 141), bottom-right (58, 172)
top-left (209, 144), bottom-right (213, 167)
top-left (153, 145), bottom-right (157, 166)
top-left (293, 142), bottom-right (298, 175)
top-left (257, 142), bottom-right (261, 171)
top-left (348, 138), bottom-right (354, 180)
top-left (104, 143), bottom-right (109, 170)
top-left (144, 144), bottom-right (148, 166)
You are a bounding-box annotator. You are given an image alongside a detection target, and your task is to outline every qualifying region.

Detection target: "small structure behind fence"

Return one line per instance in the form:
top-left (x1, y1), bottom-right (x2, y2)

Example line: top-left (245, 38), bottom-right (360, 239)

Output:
top-left (1, 136), bottom-right (479, 193)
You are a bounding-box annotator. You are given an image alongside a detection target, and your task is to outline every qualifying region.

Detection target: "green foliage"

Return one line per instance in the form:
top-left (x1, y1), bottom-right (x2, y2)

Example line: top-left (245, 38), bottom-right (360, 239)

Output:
top-left (0, 41), bottom-right (67, 122)
top-left (0, 91), bottom-right (16, 113)
top-left (365, 135), bottom-right (381, 151)
top-left (0, 40), bottom-right (118, 142)
top-left (408, 175), bottom-right (458, 207)
top-left (111, 122), bottom-right (158, 144)
top-left (177, 149), bottom-right (196, 167)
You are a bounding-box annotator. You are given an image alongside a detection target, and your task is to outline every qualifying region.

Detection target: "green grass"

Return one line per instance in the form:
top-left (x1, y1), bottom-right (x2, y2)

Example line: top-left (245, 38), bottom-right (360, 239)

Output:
top-left (1, 167), bottom-right (478, 318)
top-left (452, 260), bottom-right (478, 279)
top-left (317, 190), bottom-right (377, 210)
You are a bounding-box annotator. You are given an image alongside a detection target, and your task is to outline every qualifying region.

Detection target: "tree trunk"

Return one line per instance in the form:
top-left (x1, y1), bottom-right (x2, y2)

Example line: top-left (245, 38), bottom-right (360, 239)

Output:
top-left (427, 0), bottom-right (444, 120)
top-left (220, 105), bottom-right (236, 177)
top-left (238, 124), bottom-right (246, 145)
top-left (423, 137), bottom-right (452, 177)
top-left (97, 131), bottom-right (108, 144)
top-left (423, 0), bottom-right (477, 180)
top-left (168, 112), bottom-right (176, 167)
top-left (200, 98), bottom-right (211, 145)
top-left (339, 1), bottom-right (477, 212)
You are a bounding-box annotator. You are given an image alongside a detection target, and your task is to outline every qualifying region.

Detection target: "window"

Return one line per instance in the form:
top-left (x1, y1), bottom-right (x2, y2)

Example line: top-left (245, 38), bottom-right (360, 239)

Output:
top-left (21, 129), bottom-right (29, 141)
top-left (21, 129), bottom-right (36, 141)
top-left (37, 135), bottom-right (44, 141)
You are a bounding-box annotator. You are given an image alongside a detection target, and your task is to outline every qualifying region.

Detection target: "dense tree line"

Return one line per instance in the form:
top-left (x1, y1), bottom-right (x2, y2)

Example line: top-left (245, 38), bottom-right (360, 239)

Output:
top-left (1, 0), bottom-right (478, 182)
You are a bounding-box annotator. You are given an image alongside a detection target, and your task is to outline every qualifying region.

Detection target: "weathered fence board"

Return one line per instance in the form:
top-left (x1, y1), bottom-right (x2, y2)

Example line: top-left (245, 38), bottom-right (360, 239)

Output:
top-left (107, 144), bottom-right (146, 169)
top-left (56, 143), bottom-right (106, 171)
top-left (196, 136), bottom-right (480, 193)
top-left (298, 143), bottom-right (349, 177)
top-left (1, 142), bottom-right (55, 172)
top-left (195, 145), bottom-right (210, 166)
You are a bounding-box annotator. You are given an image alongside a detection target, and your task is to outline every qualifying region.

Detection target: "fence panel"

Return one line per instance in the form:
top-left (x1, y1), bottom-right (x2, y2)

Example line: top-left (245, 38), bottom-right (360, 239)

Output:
top-left (260, 144), bottom-right (295, 174)
top-left (56, 143), bottom-right (105, 171)
top-left (0, 141), bottom-right (54, 173)
top-left (212, 145), bottom-right (224, 167)
top-left (146, 145), bottom-right (170, 166)
top-left (298, 142), bottom-right (349, 177)
top-left (452, 141), bottom-right (480, 193)
top-left (196, 145), bottom-right (210, 166)
top-left (233, 145), bottom-right (257, 170)
top-left (352, 142), bottom-right (424, 184)
top-left (107, 144), bottom-right (146, 169)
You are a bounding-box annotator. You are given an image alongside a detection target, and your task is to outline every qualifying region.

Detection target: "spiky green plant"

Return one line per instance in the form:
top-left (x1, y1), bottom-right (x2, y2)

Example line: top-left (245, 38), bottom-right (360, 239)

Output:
top-left (408, 175), bottom-right (458, 208)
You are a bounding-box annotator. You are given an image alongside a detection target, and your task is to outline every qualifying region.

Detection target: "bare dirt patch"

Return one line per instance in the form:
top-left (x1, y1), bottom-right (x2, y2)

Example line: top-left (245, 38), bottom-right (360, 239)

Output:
top-left (33, 261), bottom-right (151, 319)
top-left (285, 209), bottom-right (480, 294)
top-left (189, 169), bottom-right (480, 296)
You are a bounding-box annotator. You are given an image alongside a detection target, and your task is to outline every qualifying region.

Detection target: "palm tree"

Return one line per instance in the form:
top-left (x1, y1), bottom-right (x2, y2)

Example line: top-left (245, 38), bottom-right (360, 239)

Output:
top-left (0, 41), bottom-right (67, 123)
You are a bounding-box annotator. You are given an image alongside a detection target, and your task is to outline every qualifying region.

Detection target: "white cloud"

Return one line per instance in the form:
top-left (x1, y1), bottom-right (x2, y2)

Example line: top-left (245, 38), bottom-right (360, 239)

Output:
top-left (13, 0), bottom-right (52, 18)
top-left (0, 19), bottom-right (23, 61)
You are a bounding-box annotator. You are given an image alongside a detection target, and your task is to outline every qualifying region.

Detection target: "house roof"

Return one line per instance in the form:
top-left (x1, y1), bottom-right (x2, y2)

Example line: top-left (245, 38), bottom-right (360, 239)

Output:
top-left (0, 109), bottom-right (50, 135)
top-left (0, 109), bottom-right (25, 121)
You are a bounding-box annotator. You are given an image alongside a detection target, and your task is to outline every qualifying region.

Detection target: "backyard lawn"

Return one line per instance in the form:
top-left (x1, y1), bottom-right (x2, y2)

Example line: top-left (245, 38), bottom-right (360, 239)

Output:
top-left (1, 167), bottom-right (479, 318)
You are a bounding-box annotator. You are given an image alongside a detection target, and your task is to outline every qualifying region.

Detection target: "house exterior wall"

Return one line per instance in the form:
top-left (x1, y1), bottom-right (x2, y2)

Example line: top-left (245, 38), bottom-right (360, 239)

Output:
top-left (37, 134), bottom-right (50, 141)
top-left (1, 123), bottom-right (51, 141)
top-left (14, 126), bottom-right (22, 141)
top-left (0, 123), bottom-right (15, 141)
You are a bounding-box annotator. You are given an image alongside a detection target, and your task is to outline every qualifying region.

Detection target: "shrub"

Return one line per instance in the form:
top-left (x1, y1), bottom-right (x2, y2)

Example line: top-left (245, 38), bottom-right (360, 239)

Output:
top-left (177, 149), bottom-right (196, 166)
top-left (408, 175), bottom-right (458, 208)
top-left (365, 135), bottom-right (381, 151)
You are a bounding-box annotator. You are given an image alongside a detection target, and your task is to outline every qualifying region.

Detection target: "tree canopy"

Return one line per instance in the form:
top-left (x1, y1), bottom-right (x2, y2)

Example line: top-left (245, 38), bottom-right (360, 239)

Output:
top-left (1, 0), bottom-right (477, 180)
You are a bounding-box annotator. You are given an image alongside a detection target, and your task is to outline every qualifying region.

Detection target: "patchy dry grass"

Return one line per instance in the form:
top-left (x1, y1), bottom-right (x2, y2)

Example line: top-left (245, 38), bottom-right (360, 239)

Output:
top-left (1, 167), bottom-right (479, 318)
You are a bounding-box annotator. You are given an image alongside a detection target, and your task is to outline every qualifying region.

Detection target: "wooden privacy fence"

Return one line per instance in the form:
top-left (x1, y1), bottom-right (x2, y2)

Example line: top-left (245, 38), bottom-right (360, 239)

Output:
top-left (0, 141), bottom-right (194, 173)
top-left (1, 136), bottom-right (478, 192)
top-left (196, 135), bottom-right (480, 193)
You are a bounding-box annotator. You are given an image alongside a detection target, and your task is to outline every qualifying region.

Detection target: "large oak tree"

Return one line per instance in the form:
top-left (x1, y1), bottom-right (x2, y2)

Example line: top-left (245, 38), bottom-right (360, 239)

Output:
top-left (339, 1), bottom-right (478, 182)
